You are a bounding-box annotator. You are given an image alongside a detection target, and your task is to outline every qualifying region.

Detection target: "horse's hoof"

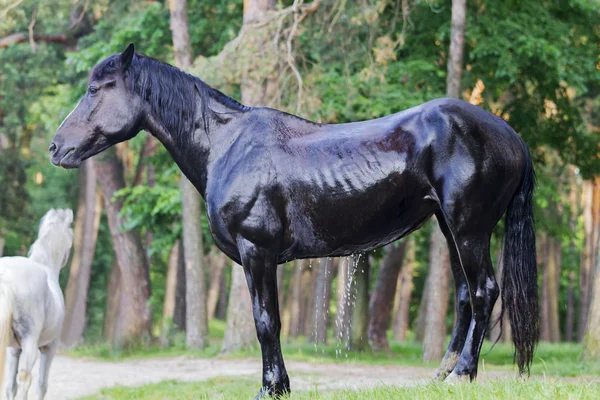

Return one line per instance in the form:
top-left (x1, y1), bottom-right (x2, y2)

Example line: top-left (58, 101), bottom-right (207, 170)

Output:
top-left (253, 385), bottom-right (290, 399)
top-left (445, 371), bottom-right (470, 384)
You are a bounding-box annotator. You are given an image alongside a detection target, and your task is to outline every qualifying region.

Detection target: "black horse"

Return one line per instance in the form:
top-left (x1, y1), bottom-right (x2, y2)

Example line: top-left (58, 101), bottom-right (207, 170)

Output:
top-left (50, 44), bottom-right (538, 396)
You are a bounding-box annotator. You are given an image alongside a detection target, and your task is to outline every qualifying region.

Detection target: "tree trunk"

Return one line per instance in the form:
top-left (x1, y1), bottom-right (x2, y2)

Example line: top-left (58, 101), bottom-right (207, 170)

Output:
top-left (285, 259), bottom-right (305, 338)
top-left (207, 249), bottom-right (227, 320)
top-left (0, 227), bottom-right (6, 257)
top-left (222, 0), bottom-right (277, 351)
top-left (348, 254), bottom-right (370, 351)
top-left (446, 0), bottom-right (466, 99)
top-left (103, 259), bottom-right (121, 343)
top-left (215, 267), bottom-right (228, 320)
top-left (163, 240), bottom-right (181, 324)
top-left (490, 244), bottom-right (512, 343)
top-left (297, 264), bottom-right (312, 337)
top-left (540, 234), bottom-right (551, 342)
top-left (221, 262), bottom-right (256, 353)
top-left (174, 240), bottom-right (187, 330)
top-left (579, 180), bottom-right (594, 341)
top-left (368, 241), bottom-right (408, 352)
top-left (548, 237), bottom-right (561, 342)
top-left (94, 147), bottom-right (152, 346)
top-left (415, 265), bottom-right (431, 342)
top-left (303, 261), bottom-right (319, 336)
top-left (277, 265), bottom-right (286, 315)
top-left (169, 0), bottom-right (208, 350)
top-left (566, 270), bottom-right (576, 342)
top-left (61, 160), bottom-right (102, 346)
top-left (582, 210), bottom-right (600, 360)
top-left (422, 218), bottom-right (451, 362)
top-left (309, 258), bottom-right (334, 344)
top-left (392, 238), bottom-right (416, 342)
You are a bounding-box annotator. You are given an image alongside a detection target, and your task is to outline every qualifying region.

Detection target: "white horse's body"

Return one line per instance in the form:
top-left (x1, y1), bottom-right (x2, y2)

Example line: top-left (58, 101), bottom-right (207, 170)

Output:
top-left (0, 209), bottom-right (73, 400)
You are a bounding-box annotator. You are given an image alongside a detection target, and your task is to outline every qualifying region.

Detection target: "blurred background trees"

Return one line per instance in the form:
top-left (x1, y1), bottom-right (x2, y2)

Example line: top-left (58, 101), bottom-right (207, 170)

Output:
top-left (1, 0), bottom-right (599, 359)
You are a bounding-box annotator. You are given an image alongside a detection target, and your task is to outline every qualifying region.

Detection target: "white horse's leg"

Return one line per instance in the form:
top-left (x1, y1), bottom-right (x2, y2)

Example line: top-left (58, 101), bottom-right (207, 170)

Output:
top-left (15, 339), bottom-right (38, 400)
top-left (37, 341), bottom-right (57, 400)
top-left (5, 347), bottom-right (21, 400)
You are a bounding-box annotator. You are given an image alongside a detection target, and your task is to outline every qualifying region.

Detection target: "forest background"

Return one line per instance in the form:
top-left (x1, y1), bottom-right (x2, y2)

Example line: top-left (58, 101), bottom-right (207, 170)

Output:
top-left (1, 0), bottom-right (600, 380)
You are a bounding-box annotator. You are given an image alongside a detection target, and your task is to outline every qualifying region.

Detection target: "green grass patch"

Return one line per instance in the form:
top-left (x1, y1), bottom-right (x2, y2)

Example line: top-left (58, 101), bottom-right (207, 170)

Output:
top-left (79, 376), bottom-right (600, 400)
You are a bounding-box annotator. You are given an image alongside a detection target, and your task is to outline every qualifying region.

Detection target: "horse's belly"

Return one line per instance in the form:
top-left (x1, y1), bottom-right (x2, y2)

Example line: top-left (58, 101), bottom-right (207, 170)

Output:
top-left (282, 182), bottom-right (437, 260)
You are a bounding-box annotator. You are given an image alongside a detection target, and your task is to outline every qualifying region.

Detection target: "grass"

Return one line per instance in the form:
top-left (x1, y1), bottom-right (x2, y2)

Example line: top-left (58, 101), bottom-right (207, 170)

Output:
top-left (79, 376), bottom-right (600, 400)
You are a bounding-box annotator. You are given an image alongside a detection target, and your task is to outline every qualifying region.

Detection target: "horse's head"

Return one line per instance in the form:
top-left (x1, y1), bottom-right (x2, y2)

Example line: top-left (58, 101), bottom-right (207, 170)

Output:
top-left (29, 208), bottom-right (74, 269)
top-left (50, 44), bottom-right (144, 168)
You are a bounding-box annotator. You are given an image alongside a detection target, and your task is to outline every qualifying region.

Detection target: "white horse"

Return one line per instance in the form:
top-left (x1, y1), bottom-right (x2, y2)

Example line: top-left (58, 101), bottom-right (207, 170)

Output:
top-left (0, 209), bottom-right (73, 400)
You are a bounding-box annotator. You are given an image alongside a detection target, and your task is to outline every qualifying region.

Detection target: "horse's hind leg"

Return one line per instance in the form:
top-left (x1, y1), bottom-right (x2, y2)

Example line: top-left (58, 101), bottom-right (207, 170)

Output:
top-left (5, 347), bottom-right (21, 400)
top-left (446, 233), bottom-right (499, 380)
top-left (37, 341), bottom-right (58, 400)
top-left (436, 215), bottom-right (472, 380)
top-left (15, 338), bottom-right (39, 400)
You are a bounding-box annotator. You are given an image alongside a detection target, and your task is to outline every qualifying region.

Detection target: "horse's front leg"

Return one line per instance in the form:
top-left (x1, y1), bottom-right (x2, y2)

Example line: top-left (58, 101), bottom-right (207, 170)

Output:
top-left (37, 341), bottom-right (58, 400)
top-left (238, 237), bottom-right (289, 398)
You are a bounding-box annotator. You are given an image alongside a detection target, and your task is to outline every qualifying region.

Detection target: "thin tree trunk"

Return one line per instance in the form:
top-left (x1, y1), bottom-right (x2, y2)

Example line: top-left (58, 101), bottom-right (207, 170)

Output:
top-left (579, 180), bottom-right (594, 341)
top-left (207, 249), bottom-right (227, 320)
top-left (277, 265), bottom-right (286, 315)
top-left (94, 147), bottom-right (152, 345)
top-left (422, 218), bottom-right (451, 362)
top-left (287, 260), bottom-right (305, 338)
top-left (582, 209), bottom-right (600, 360)
top-left (215, 267), bottom-right (228, 320)
top-left (297, 265), bottom-right (311, 337)
top-left (170, 0), bottom-right (208, 350)
top-left (0, 227), bottom-right (6, 257)
top-left (303, 261), bottom-right (319, 336)
top-left (222, 262), bottom-right (256, 353)
top-left (548, 237), bottom-right (561, 342)
top-left (174, 240), bottom-right (187, 330)
top-left (566, 270), bottom-right (576, 342)
top-left (61, 160), bottom-right (102, 346)
top-left (540, 234), bottom-right (551, 342)
top-left (163, 240), bottom-right (181, 324)
top-left (415, 266), bottom-right (431, 342)
top-left (309, 258), bottom-right (334, 344)
top-left (368, 241), bottom-right (408, 352)
top-left (392, 238), bottom-right (416, 342)
top-left (348, 254), bottom-right (370, 351)
top-left (281, 262), bottom-right (295, 339)
top-left (446, 0), bottom-right (466, 99)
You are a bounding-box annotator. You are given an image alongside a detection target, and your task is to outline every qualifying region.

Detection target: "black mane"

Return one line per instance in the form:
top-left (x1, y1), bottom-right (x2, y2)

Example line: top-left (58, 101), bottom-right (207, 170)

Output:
top-left (93, 53), bottom-right (247, 147)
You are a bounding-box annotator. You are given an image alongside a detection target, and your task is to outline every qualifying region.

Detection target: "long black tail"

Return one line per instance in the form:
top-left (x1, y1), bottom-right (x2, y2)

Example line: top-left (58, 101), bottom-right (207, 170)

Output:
top-left (502, 145), bottom-right (538, 375)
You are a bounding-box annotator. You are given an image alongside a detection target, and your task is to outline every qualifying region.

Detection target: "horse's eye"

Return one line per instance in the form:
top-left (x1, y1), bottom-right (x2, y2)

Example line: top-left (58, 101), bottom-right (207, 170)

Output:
top-left (88, 86), bottom-right (99, 95)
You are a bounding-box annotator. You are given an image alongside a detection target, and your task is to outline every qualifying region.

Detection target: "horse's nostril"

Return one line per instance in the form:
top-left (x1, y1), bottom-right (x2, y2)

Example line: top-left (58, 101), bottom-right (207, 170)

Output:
top-left (49, 142), bottom-right (57, 153)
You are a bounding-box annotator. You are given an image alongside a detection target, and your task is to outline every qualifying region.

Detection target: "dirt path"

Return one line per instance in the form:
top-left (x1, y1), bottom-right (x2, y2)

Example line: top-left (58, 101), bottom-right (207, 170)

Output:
top-left (24, 355), bottom-right (444, 399)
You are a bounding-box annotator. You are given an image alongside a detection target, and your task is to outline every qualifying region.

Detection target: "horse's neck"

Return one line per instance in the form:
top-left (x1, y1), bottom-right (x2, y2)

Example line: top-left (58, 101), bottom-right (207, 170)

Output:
top-left (143, 94), bottom-right (245, 198)
top-left (28, 246), bottom-right (63, 276)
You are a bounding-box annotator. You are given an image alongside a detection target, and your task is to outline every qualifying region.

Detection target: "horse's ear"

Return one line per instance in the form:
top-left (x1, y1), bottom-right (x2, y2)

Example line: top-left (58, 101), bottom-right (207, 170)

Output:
top-left (120, 43), bottom-right (135, 71)
top-left (63, 209), bottom-right (74, 225)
